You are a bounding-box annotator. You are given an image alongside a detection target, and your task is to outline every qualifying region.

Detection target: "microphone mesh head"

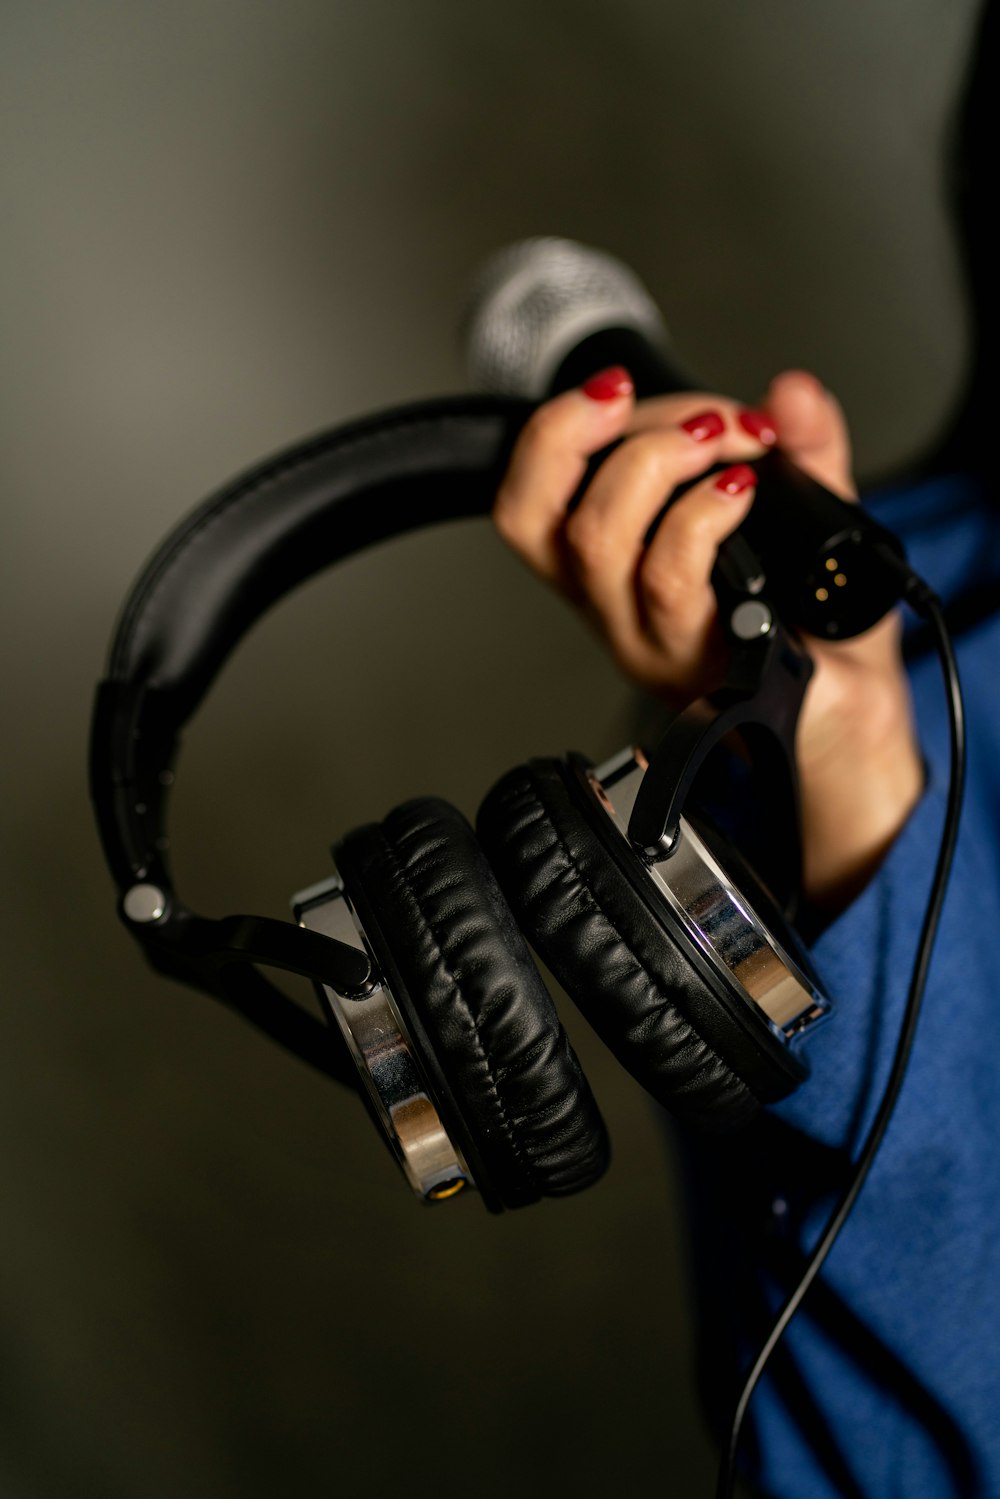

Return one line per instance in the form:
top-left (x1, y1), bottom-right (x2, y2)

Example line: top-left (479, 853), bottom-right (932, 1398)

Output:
top-left (462, 237), bottom-right (667, 397)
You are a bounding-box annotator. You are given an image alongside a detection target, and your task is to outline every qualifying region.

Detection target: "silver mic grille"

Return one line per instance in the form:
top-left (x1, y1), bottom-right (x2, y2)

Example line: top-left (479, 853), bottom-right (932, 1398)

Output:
top-left (462, 237), bottom-right (668, 397)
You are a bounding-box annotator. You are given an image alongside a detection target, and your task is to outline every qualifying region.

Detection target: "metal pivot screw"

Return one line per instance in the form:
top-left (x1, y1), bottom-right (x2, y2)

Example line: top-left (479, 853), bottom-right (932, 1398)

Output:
top-left (730, 599), bottom-right (773, 640)
top-left (123, 883), bottom-right (167, 923)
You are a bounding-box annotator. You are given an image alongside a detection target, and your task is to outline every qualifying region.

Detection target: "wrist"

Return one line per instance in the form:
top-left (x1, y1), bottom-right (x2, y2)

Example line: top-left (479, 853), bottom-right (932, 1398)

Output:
top-left (798, 705), bottom-right (924, 912)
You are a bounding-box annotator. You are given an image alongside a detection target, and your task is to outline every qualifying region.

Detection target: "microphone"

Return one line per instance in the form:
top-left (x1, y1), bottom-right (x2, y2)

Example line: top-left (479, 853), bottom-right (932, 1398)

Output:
top-left (463, 238), bottom-right (910, 640)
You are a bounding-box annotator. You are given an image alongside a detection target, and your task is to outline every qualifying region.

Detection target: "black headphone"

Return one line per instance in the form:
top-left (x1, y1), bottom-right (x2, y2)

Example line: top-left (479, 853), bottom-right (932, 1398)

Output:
top-left (90, 393), bottom-right (833, 1214)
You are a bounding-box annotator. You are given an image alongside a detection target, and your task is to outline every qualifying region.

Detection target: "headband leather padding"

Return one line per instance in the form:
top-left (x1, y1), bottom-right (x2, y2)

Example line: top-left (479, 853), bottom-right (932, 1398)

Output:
top-left (335, 798), bottom-right (610, 1208)
top-left (93, 397), bottom-right (532, 893)
top-left (477, 758), bottom-right (766, 1135)
top-left (106, 398), bottom-right (530, 723)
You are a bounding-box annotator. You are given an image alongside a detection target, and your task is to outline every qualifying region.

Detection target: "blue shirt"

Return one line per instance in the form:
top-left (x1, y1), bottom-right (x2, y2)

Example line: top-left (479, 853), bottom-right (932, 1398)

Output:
top-left (682, 472), bottom-right (1000, 1498)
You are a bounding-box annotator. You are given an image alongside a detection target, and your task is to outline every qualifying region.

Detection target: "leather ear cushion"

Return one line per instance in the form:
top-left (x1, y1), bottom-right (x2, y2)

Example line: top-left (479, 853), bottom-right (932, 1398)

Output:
top-left (335, 798), bottom-right (610, 1208)
top-left (477, 759), bottom-right (761, 1135)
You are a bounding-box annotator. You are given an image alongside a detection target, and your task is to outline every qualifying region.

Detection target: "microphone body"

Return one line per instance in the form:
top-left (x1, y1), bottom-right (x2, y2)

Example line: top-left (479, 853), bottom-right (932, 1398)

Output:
top-left (465, 239), bottom-right (907, 640)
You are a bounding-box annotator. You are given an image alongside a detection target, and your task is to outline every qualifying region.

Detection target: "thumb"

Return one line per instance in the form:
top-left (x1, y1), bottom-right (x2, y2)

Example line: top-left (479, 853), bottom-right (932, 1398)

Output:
top-left (766, 369), bottom-right (855, 499)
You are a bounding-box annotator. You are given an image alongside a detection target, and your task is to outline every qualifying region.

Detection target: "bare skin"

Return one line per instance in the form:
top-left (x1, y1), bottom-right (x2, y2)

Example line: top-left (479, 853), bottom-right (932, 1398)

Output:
top-left (493, 368), bottom-right (924, 913)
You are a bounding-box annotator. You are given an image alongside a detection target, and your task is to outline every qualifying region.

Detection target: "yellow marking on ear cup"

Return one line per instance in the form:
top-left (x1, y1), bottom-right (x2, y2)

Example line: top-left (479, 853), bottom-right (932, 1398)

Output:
top-left (427, 1179), bottom-right (466, 1202)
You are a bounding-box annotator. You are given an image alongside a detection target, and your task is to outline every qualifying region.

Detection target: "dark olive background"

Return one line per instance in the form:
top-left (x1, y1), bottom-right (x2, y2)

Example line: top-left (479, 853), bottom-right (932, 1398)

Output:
top-left (0, 3), bottom-right (982, 1495)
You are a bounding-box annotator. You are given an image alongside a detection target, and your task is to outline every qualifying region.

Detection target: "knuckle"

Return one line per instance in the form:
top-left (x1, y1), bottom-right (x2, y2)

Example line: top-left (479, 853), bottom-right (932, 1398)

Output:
top-left (658, 498), bottom-right (719, 558)
top-left (638, 531), bottom-right (709, 618)
top-left (638, 548), bottom-right (672, 601)
top-left (617, 430), bottom-right (680, 486)
top-left (638, 551), bottom-right (683, 617)
top-left (564, 509), bottom-right (612, 575)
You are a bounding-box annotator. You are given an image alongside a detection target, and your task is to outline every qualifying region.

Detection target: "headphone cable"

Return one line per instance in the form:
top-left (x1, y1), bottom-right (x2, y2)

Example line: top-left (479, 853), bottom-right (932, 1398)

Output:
top-left (715, 573), bottom-right (966, 1499)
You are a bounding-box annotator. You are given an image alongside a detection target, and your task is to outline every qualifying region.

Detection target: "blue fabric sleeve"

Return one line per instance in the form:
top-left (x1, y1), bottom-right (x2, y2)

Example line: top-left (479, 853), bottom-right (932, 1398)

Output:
top-left (680, 476), bottom-right (1000, 1498)
top-left (771, 766), bottom-right (951, 1151)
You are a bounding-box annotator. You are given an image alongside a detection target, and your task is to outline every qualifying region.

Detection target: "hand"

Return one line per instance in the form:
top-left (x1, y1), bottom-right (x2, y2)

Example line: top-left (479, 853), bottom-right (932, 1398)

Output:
top-left (492, 366), bottom-right (924, 912)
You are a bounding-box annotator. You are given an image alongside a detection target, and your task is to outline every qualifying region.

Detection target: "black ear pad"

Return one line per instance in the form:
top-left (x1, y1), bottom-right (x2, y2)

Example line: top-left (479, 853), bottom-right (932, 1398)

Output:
top-left (477, 758), bottom-right (803, 1136)
top-left (334, 798), bottom-right (610, 1210)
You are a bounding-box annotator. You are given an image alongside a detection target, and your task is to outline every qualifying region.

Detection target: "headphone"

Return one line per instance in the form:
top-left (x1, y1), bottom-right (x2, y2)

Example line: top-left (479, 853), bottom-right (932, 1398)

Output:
top-left (90, 392), bottom-right (831, 1214)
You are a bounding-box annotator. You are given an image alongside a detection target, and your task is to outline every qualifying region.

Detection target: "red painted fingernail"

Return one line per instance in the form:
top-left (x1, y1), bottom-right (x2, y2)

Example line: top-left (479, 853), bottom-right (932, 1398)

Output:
top-left (681, 409), bottom-right (725, 442)
top-left (581, 365), bottom-right (634, 401)
top-left (738, 408), bottom-right (778, 445)
top-left (714, 463), bottom-right (757, 497)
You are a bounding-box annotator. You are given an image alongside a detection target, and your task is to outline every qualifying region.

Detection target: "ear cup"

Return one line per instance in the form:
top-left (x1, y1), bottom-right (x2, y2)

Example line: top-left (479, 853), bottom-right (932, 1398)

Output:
top-left (477, 758), bottom-right (806, 1135)
top-left (334, 798), bottom-right (610, 1209)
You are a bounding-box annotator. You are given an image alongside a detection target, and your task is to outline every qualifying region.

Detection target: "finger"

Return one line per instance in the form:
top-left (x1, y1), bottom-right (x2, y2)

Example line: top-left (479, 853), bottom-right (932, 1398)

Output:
top-left (634, 463), bottom-right (758, 682)
top-left (493, 367), bottom-right (634, 583)
top-left (561, 414), bottom-right (731, 646)
top-left (628, 391), bottom-right (778, 454)
top-left (767, 369), bottom-right (855, 497)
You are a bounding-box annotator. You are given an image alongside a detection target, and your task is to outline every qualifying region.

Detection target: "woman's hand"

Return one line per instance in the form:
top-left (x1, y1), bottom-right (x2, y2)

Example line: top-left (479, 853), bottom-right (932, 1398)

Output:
top-left (493, 366), bottom-right (924, 912)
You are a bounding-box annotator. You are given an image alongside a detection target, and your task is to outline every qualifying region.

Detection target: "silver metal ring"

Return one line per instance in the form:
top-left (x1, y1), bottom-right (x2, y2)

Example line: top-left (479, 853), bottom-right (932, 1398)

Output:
top-left (293, 875), bottom-right (474, 1203)
top-left (586, 748), bottom-right (829, 1043)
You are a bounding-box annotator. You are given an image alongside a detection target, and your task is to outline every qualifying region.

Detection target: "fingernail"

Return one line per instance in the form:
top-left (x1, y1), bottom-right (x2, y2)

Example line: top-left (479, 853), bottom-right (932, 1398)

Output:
top-left (714, 463), bottom-right (757, 497)
top-left (582, 366), bottom-right (634, 401)
top-left (738, 408), bottom-right (778, 445)
top-left (681, 409), bottom-right (725, 442)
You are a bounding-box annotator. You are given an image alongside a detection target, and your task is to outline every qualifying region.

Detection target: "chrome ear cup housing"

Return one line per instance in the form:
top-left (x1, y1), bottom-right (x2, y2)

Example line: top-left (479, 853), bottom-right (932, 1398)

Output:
top-left (581, 747), bottom-right (829, 1053)
top-left (477, 750), bottom-right (830, 1134)
top-left (294, 874), bottom-right (479, 1206)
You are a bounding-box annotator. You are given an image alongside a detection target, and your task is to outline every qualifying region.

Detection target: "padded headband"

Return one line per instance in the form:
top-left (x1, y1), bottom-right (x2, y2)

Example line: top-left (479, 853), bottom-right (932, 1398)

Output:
top-left (89, 394), bottom-right (548, 1086)
top-left (91, 395), bottom-right (532, 890)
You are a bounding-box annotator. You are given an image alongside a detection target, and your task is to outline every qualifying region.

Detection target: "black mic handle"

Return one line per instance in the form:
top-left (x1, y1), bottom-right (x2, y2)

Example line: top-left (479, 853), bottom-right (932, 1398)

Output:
top-left (743, 448), bottom-right (907, 639)
top-left (572, 441), bottom-right (908, 642)
top-left (550, 326), bottom-right (697, 399)
top-left (553, 336), bottom-right (909, 639)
